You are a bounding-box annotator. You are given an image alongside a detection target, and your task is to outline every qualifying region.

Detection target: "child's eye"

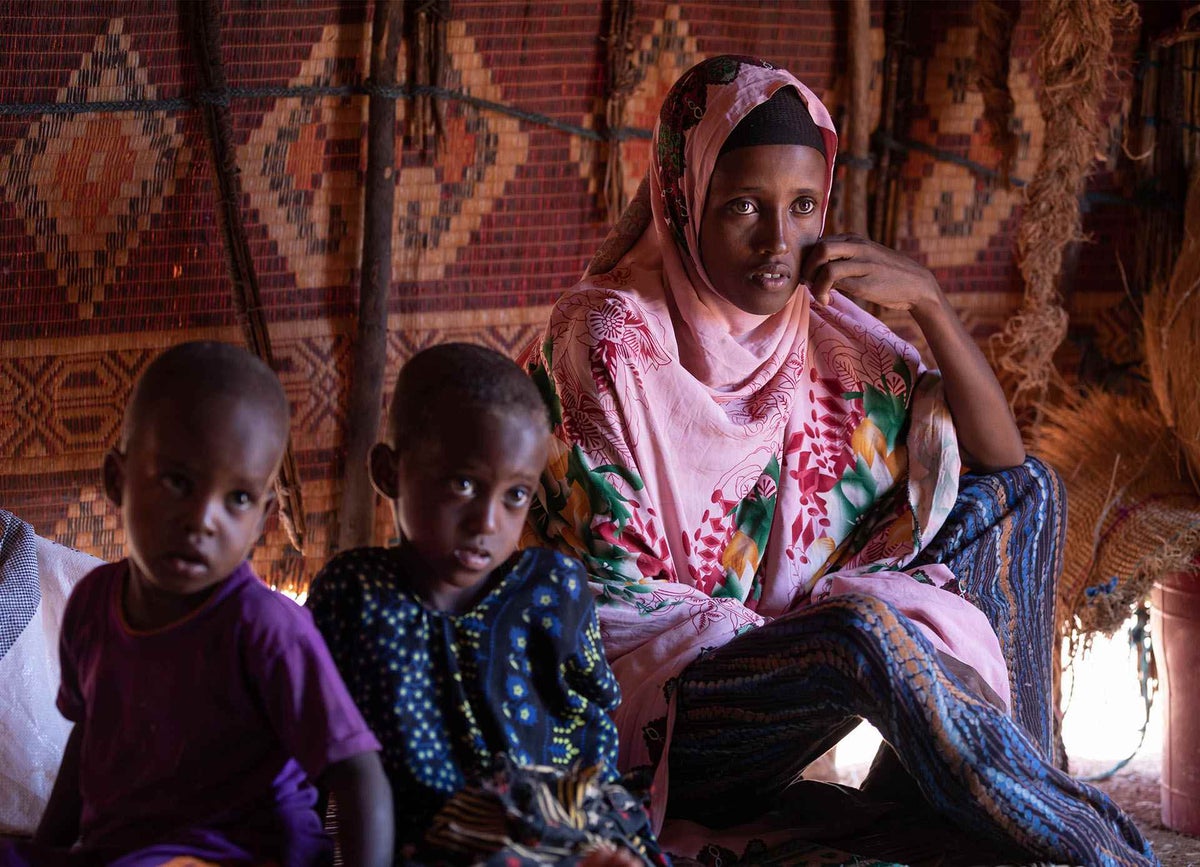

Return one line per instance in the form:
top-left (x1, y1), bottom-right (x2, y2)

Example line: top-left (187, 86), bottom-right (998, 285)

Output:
top-left (505, 487), bottom-right (532, 508)
top-left (450, 478), bottom-right (476, 496)
top-left (729, 199), bottom-right (756, 215)
top-left (793, 197), bottom-right (817, 215)
top-left (161, 473), bottom-right (190, 496)
top-left (228, 491), bottom-right (255, 510)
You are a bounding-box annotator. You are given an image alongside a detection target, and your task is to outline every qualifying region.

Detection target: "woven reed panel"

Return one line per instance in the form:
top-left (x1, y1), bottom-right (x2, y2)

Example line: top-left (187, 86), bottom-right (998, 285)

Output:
top-left (0, 1), bottom-right (1140, 590)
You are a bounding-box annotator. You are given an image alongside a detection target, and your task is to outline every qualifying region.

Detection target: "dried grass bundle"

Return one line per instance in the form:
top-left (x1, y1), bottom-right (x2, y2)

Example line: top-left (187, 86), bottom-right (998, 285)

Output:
top-left (974, 0), bottom-right (1021, 187)
top-left (991, 0), bottom-right (1139, 425)
top-left (1144, 166), bottom-right (1200, 487)
top-left (1035, 390), bottom-right (1200, 641)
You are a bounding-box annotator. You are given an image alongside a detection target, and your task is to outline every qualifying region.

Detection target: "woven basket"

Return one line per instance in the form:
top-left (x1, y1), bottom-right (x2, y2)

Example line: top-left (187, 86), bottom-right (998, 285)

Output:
top-left (1034, 391), bottom-right (1200, 639)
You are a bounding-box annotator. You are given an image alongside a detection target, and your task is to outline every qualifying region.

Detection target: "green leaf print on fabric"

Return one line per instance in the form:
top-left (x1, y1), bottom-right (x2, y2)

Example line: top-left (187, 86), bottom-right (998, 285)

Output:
top-left (711, 573), bottom-right (745, 601)
top-left (567, 446), bottom-right (643, 533)
top-left (833, 455), bottom-right (879, 520)
top-left (713, 457), bottom-right (780, 602)
top-left (729, 456), bottom-right (779, 553)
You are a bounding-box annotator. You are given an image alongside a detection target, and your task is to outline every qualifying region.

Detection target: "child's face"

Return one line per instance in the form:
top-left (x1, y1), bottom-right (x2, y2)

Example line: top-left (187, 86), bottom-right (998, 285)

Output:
top-left (388, 407), bottom-right (548, 611)
top-left (105, 392), bottom-right (280, 605)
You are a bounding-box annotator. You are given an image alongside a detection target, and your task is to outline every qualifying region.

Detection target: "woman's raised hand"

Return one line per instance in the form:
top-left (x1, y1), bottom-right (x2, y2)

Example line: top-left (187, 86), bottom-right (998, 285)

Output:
top-left (802, 233), bottom-right (1025, 471)
top-left (800, 233), bottom-right (941, 314)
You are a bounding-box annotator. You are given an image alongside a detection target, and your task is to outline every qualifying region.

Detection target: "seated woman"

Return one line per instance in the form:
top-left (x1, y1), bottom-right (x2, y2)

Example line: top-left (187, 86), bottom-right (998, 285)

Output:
top-left (523, 55), bottom-right (1156, 866)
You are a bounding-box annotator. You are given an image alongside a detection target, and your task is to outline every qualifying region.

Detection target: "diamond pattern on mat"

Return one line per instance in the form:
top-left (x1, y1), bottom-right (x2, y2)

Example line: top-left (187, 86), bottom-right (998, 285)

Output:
top-left (385, 321), bottom-right (545, 368)
top-left (275, 334), bottom-right (352, 440)
top-left (392, 18), bottom-right (529, 282)
top-left (239, 23), bottom-right (368, 292)
top-left (895, 27), bottom-right (1042, 270)
top-left (52, 485), bottom-right (124, 564)
top-left (0, 19), bottom-right (190, 320)
top-left (570, 3), bottom-right (701, 207)
top-left (1, 349), bottom-right (148, 463)
top-left (242, 18), bottom-right (531, 291)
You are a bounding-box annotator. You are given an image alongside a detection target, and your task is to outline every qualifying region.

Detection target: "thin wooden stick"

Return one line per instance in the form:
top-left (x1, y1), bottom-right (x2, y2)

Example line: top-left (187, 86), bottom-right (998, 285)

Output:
top-left (339, 0), bottom-right (404, 551)
top-left (871, 0), bottom-right (912, 250)
top-left (602, 0), bottom-right (641, 224)
top-left (184, 0), bottom-right (307, 558)
top-left (844, 0), bottom-right (871, 237)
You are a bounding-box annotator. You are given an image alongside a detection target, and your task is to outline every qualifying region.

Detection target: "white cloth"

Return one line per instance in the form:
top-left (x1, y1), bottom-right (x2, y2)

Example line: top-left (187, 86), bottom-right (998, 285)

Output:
top-left (0, 527), bottom-right (103, 835)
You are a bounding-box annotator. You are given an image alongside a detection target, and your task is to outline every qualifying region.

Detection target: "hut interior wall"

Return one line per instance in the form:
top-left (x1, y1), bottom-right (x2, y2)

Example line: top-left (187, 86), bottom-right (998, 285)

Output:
top-left (0, 1), bottom-right (1143, 590)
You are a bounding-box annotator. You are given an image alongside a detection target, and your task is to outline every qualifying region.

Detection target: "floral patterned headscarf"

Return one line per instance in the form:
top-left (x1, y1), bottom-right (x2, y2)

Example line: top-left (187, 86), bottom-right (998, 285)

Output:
top-left (525, 56), bottom-right (1004, 828)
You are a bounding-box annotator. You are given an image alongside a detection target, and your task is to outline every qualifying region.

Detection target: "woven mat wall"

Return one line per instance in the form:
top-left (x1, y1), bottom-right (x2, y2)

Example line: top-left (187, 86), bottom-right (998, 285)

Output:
top-left (0, 1), bottom-right (1141, 591)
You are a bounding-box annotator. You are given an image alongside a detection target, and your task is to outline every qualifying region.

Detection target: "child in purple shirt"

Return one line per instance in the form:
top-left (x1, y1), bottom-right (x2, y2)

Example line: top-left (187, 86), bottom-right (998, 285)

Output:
top-left (21, 341), bottom-right (393, 867)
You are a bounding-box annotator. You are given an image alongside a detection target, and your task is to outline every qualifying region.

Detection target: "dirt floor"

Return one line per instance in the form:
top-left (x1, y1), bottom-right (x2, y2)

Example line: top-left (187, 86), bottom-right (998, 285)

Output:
top-left (1074, 755), bottom-right (1200, 867)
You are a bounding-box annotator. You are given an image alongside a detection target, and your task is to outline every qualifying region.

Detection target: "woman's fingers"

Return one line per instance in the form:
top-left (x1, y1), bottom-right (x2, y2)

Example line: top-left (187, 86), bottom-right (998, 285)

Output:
top-left (803, 235), bottom-right (934, 310)
top-left (807, 260), bottom-right (868, 306)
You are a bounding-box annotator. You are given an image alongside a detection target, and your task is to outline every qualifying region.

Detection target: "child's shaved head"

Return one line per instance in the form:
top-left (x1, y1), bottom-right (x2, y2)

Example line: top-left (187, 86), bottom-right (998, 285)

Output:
top-left (386, 342), bottom-right (549, 452)
top-left (122, 341), bottom-right (290, 461)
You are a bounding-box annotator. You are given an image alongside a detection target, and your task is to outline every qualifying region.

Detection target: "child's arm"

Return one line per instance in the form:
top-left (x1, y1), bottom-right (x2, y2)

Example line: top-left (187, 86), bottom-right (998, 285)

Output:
top-left (320, 751), bottom-right (393, 867)
top-left (33, 722), bottom-right (83, 847)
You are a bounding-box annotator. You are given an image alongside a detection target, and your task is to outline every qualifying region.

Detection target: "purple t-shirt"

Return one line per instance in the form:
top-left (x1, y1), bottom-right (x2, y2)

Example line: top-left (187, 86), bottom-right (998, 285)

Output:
top-left (56, 560), bottom-right (380, 867)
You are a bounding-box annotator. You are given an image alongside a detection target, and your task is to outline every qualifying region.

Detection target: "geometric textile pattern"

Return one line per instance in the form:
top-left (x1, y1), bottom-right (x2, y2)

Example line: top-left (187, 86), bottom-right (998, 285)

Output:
top-left (240, 23), bottom-right (368, 292)
top-left (895, 26), bottom-right (1044, 272)
top-left (275, 332), bottom-right (353, 444)
top-left (0, 347), bottom-right (150, 474)
top-left (0, 509), bottom-right (40, 660)
top-left (50, 484), bottom-right (124, 564)
top-left (571, 3), bottom-right (702, 207)
top-left (384, 311), bottom-right (551, 371)
top-left (392, 18), bottom-right (530, 284)
top-left (0, 19), bottom-right (189, 319)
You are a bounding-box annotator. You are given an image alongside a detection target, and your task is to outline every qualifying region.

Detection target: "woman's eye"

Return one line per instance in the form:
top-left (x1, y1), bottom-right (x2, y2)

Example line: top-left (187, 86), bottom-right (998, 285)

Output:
top-left (793, 197), bottom-right (817, 215)
top-left (729, 199), bottom-right (755, 215)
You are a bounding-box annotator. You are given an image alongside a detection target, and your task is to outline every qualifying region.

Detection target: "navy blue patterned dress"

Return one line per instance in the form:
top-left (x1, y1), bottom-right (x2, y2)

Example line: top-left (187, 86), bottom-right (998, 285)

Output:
top-left (307, 547), bottom-right (623, 849)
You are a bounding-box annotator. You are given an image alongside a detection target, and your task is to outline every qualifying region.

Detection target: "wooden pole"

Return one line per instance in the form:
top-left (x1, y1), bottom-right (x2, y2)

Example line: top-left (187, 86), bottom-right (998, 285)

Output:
top-left (845, 0), bottom-right (872, 237)
top-left (184, 0), bottom-right (307, 560)
top-left (603, 0), bottom-right (640, 224)
top-left (871, 0), bottom-right (909, 247)
top-left (338, 0), bottom-right (404, 551)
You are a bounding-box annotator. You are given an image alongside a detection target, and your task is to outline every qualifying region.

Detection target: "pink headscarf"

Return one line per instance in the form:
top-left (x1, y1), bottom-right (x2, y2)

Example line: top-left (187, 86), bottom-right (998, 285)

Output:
top-left (525, 57), bottom-right (1007, 828)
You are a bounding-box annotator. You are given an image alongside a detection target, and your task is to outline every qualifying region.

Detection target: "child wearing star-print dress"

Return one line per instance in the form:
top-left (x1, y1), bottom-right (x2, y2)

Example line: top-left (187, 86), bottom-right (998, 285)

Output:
top-left (307, 343), bottom-right (665, 867)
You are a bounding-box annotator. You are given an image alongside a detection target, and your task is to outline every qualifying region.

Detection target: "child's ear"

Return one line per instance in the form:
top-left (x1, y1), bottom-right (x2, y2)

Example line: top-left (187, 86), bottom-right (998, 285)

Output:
top-left (368, 442), bottom-right (400, 500)
top-left (102, 449), bottom-right (126, 507)
top-left (258, 488), bottom-right (279, 535)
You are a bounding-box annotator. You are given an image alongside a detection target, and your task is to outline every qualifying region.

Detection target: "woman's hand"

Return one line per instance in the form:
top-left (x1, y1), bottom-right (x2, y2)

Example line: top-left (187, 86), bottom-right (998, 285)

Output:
top-left (800, 233), bottom-right (940, 312)
top-left (801, 234), bottom-right (1025, 472)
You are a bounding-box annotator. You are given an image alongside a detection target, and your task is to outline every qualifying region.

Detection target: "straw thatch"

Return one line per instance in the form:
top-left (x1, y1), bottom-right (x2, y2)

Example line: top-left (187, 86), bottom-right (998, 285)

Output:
top-left (1144, 166), bottom-right (1200, 489)
top-left (992, 0), bottom-right (1138, 425)
top-left (1035, 390), bottom-right (1200, 641)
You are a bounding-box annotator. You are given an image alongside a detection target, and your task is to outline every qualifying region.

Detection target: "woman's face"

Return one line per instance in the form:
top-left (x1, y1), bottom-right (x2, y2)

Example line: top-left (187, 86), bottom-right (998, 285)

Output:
top-left (699, 143), bottom-right (827, 316)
